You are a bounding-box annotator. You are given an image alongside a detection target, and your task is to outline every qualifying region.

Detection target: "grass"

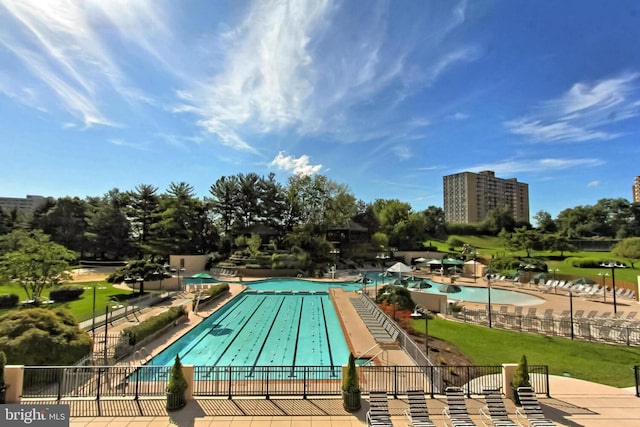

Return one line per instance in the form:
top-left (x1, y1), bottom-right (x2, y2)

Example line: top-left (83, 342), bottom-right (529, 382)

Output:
top-left (0, 281), bottom-right (133, 323)
top-left (412, 317), bottom-right (640, 388)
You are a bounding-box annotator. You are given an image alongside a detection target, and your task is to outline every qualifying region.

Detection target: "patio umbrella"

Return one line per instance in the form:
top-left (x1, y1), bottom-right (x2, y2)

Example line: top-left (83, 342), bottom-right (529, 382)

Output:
top-left (447, 266), bottom-right (463, 273)
top-left (569, 277), bottom-right (597, 285)
top-left (191, 272), bottom-right (213, 279)
top-left (438, 283), bottom-right (461, 293)
top-left (417, 280), bottom-right (433, 289)
top-left (414, 257), bottom-right (427, 263)
top-left (442, 258), bottom-right (464, 266)
top-left (533, 272), bottom-right (548, 280)
top-left (484, 268), bottom-right (499, 275)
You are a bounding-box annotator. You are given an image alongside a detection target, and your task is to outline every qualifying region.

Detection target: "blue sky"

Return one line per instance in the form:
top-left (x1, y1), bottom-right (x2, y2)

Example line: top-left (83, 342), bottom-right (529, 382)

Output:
top-left (1, 0), bottom-right (639, 220)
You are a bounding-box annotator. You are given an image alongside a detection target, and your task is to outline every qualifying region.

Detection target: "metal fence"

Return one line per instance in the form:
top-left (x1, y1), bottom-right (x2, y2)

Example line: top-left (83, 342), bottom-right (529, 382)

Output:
top-left (635, 365), bottom-right (640, 398)
top-left (21, 364), bottom-right (548, 400)
top-left (451, 309), bottom-right (640, 346)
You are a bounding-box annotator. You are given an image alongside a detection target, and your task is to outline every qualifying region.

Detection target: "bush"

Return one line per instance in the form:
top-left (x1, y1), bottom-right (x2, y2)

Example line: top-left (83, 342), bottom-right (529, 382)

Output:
top-left (0, 294), bottom-right (19, 309)
top-left (205, 283), bottom-right (229, 299)
top-left (0, 308), bottom-right (92, 365)
top-left (511, 354), bottom-right (531, 389)
top-left (49, 285), bottom-right (85, 302)
top-left (120, 305), bottom-right (186, 346)
top-left (565, 257), bottom-right (624, 268)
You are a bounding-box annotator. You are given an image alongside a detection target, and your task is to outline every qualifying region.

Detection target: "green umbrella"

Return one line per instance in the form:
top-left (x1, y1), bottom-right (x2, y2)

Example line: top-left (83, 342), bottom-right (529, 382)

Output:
top-left (191, 272), bottom-right (213, 279)
top-left (569, 277), bottom-right (597, 285)
top-left (533, 272), bottom-right (548, 280)
top-left (438, 283), bottom-right (462, 293)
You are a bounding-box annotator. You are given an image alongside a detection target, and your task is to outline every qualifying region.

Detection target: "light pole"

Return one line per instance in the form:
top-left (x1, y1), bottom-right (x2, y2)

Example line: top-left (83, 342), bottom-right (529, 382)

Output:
top-left (91, 282), bottom-right (97, 334)
top-left (598, 272), bottom-right (609, 302)
top-left (411, 306), bottom-right (430, 360)
top-left (568, 290), bottom-right (574, 340)
top-left (487, 274), bottom-right (492, 328)
top-left (330, 249), bottom-right (340, 279)
top-left (600, 262), bottom-right (626, 314)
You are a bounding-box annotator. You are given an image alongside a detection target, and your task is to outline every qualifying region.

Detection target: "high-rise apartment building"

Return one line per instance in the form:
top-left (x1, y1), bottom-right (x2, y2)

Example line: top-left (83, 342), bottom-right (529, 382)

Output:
top-left (443, 171), bottom-right (530, 224)
top-left (633, 176), bottom-right (640, 203)
top-left (0, 195), bottom-right (52, 213)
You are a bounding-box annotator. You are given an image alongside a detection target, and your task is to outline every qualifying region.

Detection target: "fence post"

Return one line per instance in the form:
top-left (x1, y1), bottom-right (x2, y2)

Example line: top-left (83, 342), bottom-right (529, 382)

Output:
top-left (466, 366), bottom-right (471, 397)
top-left (265, 367), bottom-right (270, 400)
top-left (57, 368), bottom-right (63, 401)
top-left (393, 365), bottom-right (398, 399)
top-left (134, 368), bottom-right (140, 400)
top-left (227, 366), bottom-right (232, 399)
top-left (429, 366), bottom-right (434, 398)
top-left (303, 366), bottom-right (307, 399)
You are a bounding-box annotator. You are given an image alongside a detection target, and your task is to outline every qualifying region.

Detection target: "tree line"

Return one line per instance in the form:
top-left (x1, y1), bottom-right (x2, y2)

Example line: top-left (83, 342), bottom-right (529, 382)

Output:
top-left (0, 172), bottom-right (639, 262)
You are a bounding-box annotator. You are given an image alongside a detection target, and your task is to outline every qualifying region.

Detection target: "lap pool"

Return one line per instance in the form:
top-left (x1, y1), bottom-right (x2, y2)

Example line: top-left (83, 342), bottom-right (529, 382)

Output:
top-left (148, 286), bottom-right (350, 368)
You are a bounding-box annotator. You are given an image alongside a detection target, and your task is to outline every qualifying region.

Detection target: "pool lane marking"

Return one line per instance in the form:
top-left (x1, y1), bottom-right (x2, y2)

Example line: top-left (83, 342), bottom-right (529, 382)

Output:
top-left (319, 298), bottom-right (336, 376)
top-left (248, 297), bottom-right (287, 376)
top-left (290, 296), bottom-right (304, 375)
top-left (207, 297), bottom-right (270, 367)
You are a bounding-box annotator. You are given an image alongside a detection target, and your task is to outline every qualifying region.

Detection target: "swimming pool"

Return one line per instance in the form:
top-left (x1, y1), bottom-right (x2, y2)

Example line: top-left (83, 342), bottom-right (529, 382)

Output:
top-left (361, 272), bottom-right (544, 305)
top-left (245, 277), bottom-right (361, 292)
top-left (148, 289), bottom-right (350, 368)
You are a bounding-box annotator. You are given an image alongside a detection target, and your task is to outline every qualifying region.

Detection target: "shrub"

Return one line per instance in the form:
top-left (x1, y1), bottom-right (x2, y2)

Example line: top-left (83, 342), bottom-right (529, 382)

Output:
top-left (205, 283), bottom-right (229, 299)
top-left (120, 305), bottom-right (186, 346)
top-left (342, 353), bottom-right (360, 393)
top-left (0, 308), bottom-right (92, 365)
top-left (565, 257), bottom-right (623, 268)
top-left (167, 354), bottom-right (188, 394)
top-left (0, 294), bottom-right (19, 309)
top-left (49, 285), bottom-right (85, 302)
top-left (511, 354), bottom-right (531, 389)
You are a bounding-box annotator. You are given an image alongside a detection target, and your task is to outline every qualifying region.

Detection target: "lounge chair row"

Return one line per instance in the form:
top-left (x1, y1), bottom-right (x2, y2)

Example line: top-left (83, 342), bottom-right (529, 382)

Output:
top-left (368, 387), bottom-right (556, 427)
top-left (351, 295), bottom-right (399, 343)
top-left (211, 267), bottom-right (237, 277)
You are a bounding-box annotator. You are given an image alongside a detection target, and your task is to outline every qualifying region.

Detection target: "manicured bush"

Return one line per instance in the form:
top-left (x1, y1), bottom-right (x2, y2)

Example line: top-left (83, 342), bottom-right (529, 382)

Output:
top-left (120, 305), bottom-right (186, 346)
top-left (205, 283), bottom-right (229, 299)
top-left (49, 285), bottom-right (85, 302)
top-left (0, 294), bottom-right (19, 309)
top-left (0, 308), bottom-right (92, 365)
top-left (565, 257), bottom-right (625, 268)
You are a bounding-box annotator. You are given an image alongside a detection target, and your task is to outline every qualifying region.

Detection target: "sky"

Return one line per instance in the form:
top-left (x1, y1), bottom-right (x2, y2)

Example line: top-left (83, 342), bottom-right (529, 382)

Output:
top-left (1, 0), bottom-right (639, 220)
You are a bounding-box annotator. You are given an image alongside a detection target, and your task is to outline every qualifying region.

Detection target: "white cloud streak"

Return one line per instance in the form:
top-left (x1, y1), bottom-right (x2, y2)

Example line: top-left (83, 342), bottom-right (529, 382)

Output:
top-left (176, 0), bottom-right (476, 152)
top-left (466, 157), bottom-right (605, 175)
top-left (505, 72), bottom-right (640, 143)
top-left (269, 151), bottom-right (322, 176)
top-left (0, 0), bottom-right (169, 127)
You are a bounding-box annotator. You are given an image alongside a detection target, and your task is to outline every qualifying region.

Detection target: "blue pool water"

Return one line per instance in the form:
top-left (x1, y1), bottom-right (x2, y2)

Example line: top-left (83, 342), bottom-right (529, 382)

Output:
top-left (361, 272), bottom-right (544, 306)
top-left (148, 289), bottom-right (350, 368)
top-left (246, 277), bottom-right (361, 292)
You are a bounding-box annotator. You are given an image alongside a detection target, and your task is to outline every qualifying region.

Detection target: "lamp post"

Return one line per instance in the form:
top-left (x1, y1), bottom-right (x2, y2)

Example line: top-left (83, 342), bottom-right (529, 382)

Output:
top-left (597, 272), bottom-right (609, 302)
top-left (103, 303), bottom-right (110, 365)
top-left (600, 262), bottom-right (627, 314)
top-left (330, 249), bottom-right (340, 280)
top-left (91, 282), bottom-right (97, 334)
top-left (568, 290), bottom-right (574, 340)
top-left (487, 274), bottom-right (492, 328)
top-left (411, 306), bottom-right (430, 360)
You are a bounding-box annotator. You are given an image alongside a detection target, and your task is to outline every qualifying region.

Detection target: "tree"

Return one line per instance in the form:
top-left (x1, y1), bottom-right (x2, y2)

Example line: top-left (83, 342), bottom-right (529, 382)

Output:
top-left (533, 210), bottom-right (556, 233)
top-left (30, 197), bottom-right (89, 255)
top-left (128, 184), bottom-right (160, 257)
top-left (483, 206), bottom-right (516, 235)
top-left (85, 189), bottom-right (133, 260)
top-left (421, 206), bottom-right (447, 239)
top-left (0, 230), bottom-right (76, 302)
top-left (611, 237), bottom-right (640, 268)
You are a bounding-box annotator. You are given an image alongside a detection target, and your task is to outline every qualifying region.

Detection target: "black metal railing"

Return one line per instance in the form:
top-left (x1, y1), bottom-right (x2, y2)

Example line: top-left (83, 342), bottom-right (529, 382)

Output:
top-left (452, 309), bottom-right (640, 346)
top-left (635, 365), bottom-right (640, 398)
top-left (21, 364), bottom-right (549, 400)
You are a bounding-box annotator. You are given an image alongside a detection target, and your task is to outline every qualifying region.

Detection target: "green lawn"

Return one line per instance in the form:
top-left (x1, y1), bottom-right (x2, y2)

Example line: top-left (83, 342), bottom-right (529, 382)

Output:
top-left (413, 317), bottom-right (640, 388)
top-left (0, 281), bottom-right (133, 322)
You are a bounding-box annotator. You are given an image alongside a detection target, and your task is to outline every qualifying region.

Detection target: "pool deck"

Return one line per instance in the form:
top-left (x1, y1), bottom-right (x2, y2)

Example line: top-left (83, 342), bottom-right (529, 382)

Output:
top-left (69, 277), bottom-right (640, 426)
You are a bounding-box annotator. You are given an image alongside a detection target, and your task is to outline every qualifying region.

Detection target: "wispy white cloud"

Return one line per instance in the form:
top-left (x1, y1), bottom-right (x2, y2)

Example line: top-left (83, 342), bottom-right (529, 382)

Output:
top-left (447, 112), bottom-right (469, 120)
top-left (176, 0), bottom-right (476, 152)
top-left (269, 151), bottom-right (322, 176)
top-left (505, 72), bottom-right (640, 143)
top-left (466, 157), bottom-right (605, 175)
top-left (107, 138), bottom-right (149, 151)
top-left (0, 0), bottom-right (169, 127)
top-left (392, 145), bottom-right (412, 160)
top-left (587, 181), bottom-right (600, 187)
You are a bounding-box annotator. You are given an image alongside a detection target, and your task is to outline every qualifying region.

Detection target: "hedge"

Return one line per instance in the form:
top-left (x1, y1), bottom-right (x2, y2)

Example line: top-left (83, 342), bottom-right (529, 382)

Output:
top-left (120, 305), bottom-right (186, 346)
top-left (0, 294), bottom-right (19, 309)
top-left (205, 283), bottom-right (229, 299)
top-left (49, 285), bottom-right (85, 302)
top-left (565, 257), bottom-right (625, 268)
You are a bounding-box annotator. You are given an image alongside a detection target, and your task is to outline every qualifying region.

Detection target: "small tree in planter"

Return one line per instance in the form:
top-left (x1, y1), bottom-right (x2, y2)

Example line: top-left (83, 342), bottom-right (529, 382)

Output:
top-left (510, 354), bottom-right (531, 405)
top-left (342, 353), bottom-right (361, 411)
top-left (166, 355), bottom-right (188, 410)
top-left (0, 350), bottom-right (7, 404)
